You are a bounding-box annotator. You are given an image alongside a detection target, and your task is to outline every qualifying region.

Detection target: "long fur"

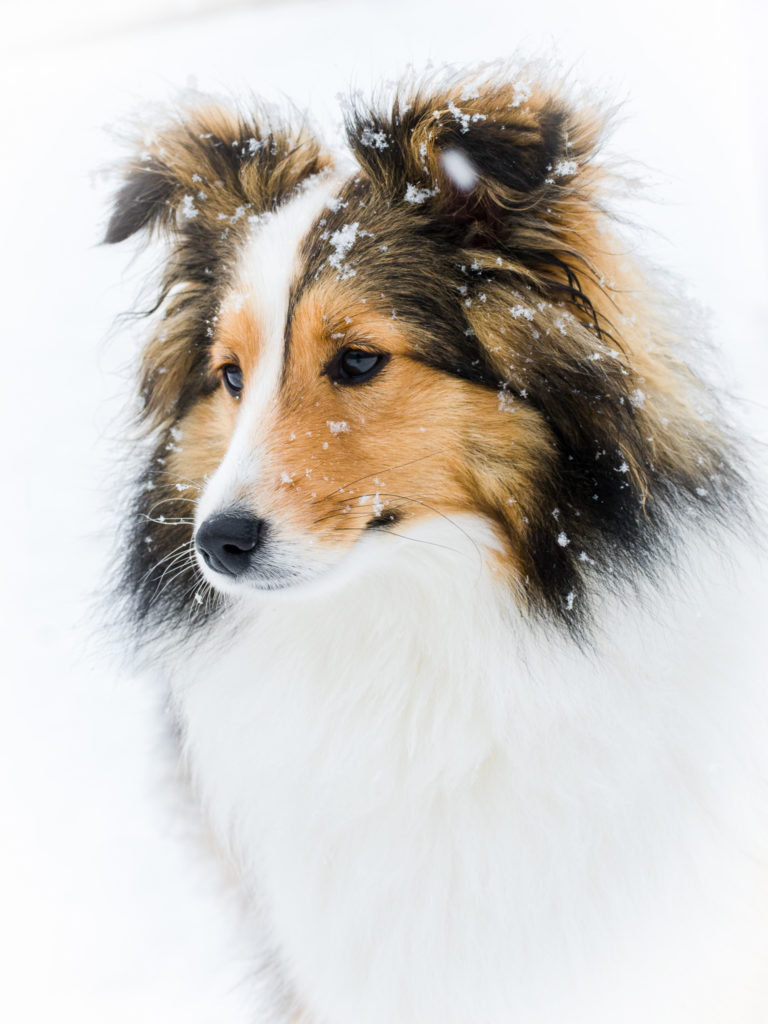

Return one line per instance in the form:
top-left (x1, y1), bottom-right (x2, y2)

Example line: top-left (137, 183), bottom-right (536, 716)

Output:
top-left (106, 68), bottom-right (767, 1023)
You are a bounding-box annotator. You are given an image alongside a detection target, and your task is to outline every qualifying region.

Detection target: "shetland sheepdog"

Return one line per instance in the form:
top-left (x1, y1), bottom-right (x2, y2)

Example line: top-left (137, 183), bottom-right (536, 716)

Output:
top-left (106, 69), bottom-right (768, 1023)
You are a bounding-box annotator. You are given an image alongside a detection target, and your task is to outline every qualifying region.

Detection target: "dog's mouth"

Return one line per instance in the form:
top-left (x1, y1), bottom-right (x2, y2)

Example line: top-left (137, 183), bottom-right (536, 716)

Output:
top-left (196, 541), bottom-right (324, 595)
top-left (194, 506), bottom-right (407, 597)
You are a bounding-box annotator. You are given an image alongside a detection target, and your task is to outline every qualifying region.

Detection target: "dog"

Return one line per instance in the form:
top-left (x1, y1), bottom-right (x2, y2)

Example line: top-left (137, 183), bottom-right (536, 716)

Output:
top-left (106, 69), bottom-right (768, 1023)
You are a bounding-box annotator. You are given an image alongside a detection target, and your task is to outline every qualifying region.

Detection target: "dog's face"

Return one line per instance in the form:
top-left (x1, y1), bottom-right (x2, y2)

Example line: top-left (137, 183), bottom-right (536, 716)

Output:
top-left (176, 175), bottom-right (550, 596)
top-left (107, 76), bottom-right (735, 632)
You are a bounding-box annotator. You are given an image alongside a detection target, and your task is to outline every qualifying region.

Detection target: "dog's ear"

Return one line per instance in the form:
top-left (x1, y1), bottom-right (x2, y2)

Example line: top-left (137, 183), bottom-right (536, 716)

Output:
top-left (344, 73), bottom-right (612, 357)
top-left (348, 75), bottom-right (741, 629)
top-left (104, 104), bottom-right (332, 434)
top-left (344, 73), bottom-right (603, 251)
top-left (105, 104), bottom-right (332, 244)
top-left (104, 159), bottom-right (175, 244)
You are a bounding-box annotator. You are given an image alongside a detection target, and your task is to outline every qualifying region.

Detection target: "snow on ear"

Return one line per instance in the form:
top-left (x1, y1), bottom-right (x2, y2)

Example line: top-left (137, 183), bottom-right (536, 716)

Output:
top-left (344, 73), bottom-right (604, 248)
top-left (104, 103), bottom-right (332, 244)
top-left (439, 147), bottom-right (479, 192)
top-left (104, 103), bottom-right (332, 437)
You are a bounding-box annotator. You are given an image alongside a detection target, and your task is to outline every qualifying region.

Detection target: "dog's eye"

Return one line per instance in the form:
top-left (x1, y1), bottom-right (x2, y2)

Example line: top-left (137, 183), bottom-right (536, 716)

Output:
top-left (328, 348), bottom-right (388, 385)
top-left (220, 364), bottom-right (244, 398)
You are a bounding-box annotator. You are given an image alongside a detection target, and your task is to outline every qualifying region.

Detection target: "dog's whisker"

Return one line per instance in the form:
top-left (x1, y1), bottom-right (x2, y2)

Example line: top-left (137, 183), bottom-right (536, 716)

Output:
top-left (136, 538), bottom-right (194, 589)
top-left (140, 514), bottom-right (196, 526)
top-left (142, 540), bottom-right (198, 597)
top-left (182, 576), bottom-right (214, 620)
top-left (163, 476), bottom-right (204, 494)
top-left (309, 491), bottom-right (482, 568)
top-left (310, 450), bottom-right (444, 506)
top-left (311, 500), bottom-right (410, 527)
top-left (149, 548), bottom-right (196, 591)
top-left (152, 554), bottom-right (200, 603)
top-left (327, 525), bottom-right (465, 556)
top-left (147, 495), bottom-right (198, 514)
top-left (355, 492), bottom-right (485, 567)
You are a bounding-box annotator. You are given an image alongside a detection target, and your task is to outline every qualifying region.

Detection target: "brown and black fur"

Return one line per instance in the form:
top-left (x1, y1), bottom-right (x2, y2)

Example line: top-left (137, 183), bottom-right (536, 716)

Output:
top-left (106, 70), bottom-right (744, 641)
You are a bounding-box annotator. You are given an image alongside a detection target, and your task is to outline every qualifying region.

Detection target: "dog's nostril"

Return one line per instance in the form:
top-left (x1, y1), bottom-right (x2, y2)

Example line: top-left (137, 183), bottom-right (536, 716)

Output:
top-left (223, 541), bottom-right (255, 555)
top-left (196, 513), bottom-right (265, 577)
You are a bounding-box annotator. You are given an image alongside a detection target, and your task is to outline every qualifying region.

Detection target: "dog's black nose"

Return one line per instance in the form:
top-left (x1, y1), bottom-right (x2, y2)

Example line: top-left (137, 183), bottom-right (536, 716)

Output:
top-left (196, 513), bottom-right (265, 577)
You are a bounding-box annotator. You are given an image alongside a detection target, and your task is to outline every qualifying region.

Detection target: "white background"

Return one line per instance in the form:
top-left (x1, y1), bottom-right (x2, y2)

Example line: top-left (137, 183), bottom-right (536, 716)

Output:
top-left (1, 0), bottom-right (766, 1020)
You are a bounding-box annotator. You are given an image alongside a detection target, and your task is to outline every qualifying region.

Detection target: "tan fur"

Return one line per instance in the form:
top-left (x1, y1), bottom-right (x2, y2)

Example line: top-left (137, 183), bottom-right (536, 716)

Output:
top-left (127, 104), bottom-right (332, 238)
top-left (211, 301), bottom-right (264, 376)
top-left (166, 392), bottom-right (233, 490)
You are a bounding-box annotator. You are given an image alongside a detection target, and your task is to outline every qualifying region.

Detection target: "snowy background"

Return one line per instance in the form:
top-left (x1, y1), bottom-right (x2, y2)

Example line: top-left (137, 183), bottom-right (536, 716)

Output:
top-left (1, 0), bottom-right (766, 1020)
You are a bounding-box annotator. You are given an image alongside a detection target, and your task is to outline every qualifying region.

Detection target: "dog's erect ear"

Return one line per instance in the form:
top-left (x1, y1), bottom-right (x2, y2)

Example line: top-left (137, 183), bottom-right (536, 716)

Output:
top-left (104, 159), bottom-right (175, 244)
top-left (344, 72), bottom-right (603, 250)
top-left (104, 104), bottom-right (332, 244)
top-left (104, 104), bottom-right (332, 435)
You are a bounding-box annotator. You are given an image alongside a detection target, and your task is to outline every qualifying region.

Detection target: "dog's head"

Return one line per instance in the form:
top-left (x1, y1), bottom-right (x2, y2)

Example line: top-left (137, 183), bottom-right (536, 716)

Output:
top-left (107, 73), bottom-right (738, 635)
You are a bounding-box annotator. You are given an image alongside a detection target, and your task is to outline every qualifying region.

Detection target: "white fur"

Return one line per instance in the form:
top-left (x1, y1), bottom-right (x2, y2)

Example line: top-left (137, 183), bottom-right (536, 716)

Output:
top-left (173, 180), bottom-right (768, 1024)
top-left (166, 512), bottom-right (768, 1024)
top-left (196, 175), bottom-right (344, 593)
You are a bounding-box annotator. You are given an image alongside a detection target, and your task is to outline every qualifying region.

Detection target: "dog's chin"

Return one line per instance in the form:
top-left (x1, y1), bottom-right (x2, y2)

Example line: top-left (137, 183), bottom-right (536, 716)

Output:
top-left (195, 525), bottom-right (408, 604)
top-left (195, 549), bottom-right (350, 602)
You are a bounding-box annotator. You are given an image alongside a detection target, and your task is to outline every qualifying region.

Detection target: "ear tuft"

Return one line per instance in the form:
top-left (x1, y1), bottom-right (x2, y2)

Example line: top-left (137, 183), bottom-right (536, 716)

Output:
top-left (345, 72), bottom-right (603, 248)
top-left (104, 159), bottom-right (175, 243)
top-left (104, 102), bottom-right (332, 245)
top-left (104, 101), bottom-right (331, 438)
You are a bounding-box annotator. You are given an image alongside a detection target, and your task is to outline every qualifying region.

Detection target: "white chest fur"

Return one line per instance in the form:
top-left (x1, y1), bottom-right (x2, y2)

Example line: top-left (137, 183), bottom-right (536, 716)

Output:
top-left (167, 519), bottom-right (768, 1024)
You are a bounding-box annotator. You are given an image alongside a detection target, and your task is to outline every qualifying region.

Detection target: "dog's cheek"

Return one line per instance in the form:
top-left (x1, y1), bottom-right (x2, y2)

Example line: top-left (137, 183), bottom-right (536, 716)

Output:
top-left (165, 392), bottom-right (237, 495)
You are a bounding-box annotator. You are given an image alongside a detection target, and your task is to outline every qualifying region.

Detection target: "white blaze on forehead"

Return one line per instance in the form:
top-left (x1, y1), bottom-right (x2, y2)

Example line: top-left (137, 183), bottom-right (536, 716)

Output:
top-left (234, 174), bottom-right (342, 389)
top-left (196, 175), bottom-right (340, 525)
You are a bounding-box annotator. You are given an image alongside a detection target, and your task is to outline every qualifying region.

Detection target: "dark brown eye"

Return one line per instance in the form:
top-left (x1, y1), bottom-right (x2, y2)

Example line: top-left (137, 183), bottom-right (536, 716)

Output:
top-left (328, 348), bottom-right (388, 385)
top-left (220, 363), bottom-right (244, 397)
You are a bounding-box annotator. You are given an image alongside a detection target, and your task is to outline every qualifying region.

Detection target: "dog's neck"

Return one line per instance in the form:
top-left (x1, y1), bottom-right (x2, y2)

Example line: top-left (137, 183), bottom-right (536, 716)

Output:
top-left (163, 516), bottom-right (767, 1024)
